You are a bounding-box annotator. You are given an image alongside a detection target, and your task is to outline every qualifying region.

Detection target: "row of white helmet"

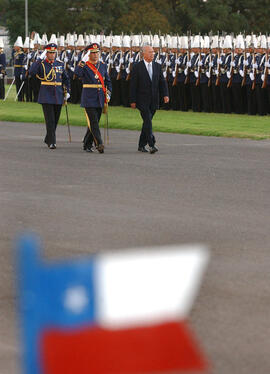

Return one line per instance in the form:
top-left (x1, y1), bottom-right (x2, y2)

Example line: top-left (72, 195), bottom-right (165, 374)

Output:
top-left (13, 33), bottom-right (270, 49)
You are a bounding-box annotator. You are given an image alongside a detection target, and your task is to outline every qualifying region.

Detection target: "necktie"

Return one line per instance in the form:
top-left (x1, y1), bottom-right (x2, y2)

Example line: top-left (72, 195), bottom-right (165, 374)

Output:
top-left (148, 63), bottom-right (152, 80)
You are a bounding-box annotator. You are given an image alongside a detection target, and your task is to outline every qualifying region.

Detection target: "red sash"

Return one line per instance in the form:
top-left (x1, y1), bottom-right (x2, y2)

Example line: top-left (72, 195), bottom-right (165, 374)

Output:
top-left (86, 62), bottom-right (107, 103)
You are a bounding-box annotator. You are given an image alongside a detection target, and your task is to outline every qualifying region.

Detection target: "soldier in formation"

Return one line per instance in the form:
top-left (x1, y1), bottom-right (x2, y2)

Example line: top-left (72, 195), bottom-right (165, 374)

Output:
top-left (8, 32), bottom-right (270, 116)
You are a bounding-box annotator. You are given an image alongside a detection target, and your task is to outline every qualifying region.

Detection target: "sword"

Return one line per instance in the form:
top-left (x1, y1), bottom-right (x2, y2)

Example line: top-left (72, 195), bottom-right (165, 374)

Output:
top-left (64, 89), bottom-right (71, 142)
top-left (103, 97), bottom-right (109, 145)
top-left (15, 80), bottom-right (25, 101)
top-left (3, 77), bottom-right (15, 101)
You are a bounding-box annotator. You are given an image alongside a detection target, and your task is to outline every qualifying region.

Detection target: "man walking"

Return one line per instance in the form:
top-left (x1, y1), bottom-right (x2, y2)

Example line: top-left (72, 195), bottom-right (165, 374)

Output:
top-left (29, 43), bottom-right (70, 149)
top-left (130, 45), bottom-right (169, 153)
top-left (75, 43), bottom-right (112, 153)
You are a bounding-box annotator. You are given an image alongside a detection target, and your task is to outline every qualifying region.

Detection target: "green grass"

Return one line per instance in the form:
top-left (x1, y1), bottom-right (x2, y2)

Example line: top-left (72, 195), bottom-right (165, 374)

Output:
top-left (1, 85), bottom-right (270, 140)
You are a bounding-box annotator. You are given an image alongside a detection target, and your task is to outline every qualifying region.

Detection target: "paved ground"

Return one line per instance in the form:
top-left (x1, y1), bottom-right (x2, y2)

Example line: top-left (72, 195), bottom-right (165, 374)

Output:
top-left (0, 120), bottom-right (270, 374)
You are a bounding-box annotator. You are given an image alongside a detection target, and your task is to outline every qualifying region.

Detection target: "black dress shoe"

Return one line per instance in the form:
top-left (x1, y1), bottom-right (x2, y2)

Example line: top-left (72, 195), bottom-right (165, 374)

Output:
top-left (83, 145), bottom-right (93, 152)
top-left (97, 144), bottom-right (104, 153)
top-left (49, 144), bottom-right (56, 149)
top-left (149, 146), bottom-right (158, 154)
top-left (138, 146), bottom-right (148, 152)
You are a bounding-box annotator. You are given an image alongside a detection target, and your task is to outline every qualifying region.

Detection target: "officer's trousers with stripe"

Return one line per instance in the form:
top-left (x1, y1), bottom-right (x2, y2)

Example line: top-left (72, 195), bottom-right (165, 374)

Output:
top-left (83, 107), bottom-right (103, 148)
top-left (42, 104), bottom-right (62, 146)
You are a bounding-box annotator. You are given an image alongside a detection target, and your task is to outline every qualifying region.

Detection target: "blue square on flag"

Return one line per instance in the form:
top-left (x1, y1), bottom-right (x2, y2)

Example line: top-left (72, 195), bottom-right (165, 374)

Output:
top-left (16, 233), bottom-right (209, 374)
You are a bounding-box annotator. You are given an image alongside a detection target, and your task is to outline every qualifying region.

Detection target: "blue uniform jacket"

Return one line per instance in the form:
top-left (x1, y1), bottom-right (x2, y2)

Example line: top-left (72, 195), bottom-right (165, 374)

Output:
top-left (0, 52), bottom-right (6, 73)
top-left (74, 61), bottom-right (112, 108)
top-left (14, 50), bottom-right (25, 77)
top-left (29, 58), bottom-right (70, 105)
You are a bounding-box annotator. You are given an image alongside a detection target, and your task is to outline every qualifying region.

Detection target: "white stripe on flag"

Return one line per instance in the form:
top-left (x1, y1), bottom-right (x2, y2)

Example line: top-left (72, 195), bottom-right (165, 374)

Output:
top-left (96, 244), bottom-right (209, 329)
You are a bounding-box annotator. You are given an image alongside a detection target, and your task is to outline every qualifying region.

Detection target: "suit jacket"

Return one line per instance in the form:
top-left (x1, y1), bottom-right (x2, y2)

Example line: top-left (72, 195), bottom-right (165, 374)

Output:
top-left (130, 60), bottom-right (168, 110)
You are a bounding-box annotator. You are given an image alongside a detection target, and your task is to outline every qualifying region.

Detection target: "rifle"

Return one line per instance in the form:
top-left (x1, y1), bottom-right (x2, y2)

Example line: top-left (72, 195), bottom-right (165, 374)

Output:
top-left (184, 32), bottom-right (191, 85)
top-left (215, 37), bottom-right (221, 86)
top-left (208, 36), bottom-right (213, 87)
top-left (262, 42), bottom-right (269, 89)
top-left (241, 39), bottom-right (247, 87)
top-left (116, 33), bottom-right (123, 80)
top-left (172, 35), bottom-right (180, 87)
top-left (126, 34), bottom-right (133, 81)
top-left (108, 32), bottom-right (113, 75)
top-left (252, 46), bottom-right (256, 90)
top-left (165, 38), bottom-right (170, 82)
top-left (227, 40), bottom-right (234, 88)
top-left (196, 36), bottom-right (202, 86)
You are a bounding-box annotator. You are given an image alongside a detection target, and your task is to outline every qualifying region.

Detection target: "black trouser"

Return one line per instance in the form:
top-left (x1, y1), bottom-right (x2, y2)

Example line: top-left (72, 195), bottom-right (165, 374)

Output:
top-left (31, 76), bottom-right (40, 102)
top-left (231, 82), bottom-right (244, 114)
top-left (120, 79), bottom-right (130, 107)
top-left (83, 107), bottom-right (103, 148)
top-left (211, 82), bottom-right (222, 113)
top-left (220, 82), bottom-right (232, 113)
top-left (190, 83), bottom-right (201, 112)
top-left (0, 78), bottom-right (4, 99)
top-left (200, 83), bottom-right (212, 112)
top-left (42, 104), bottom-right (62, 146)
top-left (246, 85), bottom-right (257, 115)
top-left (15, 76), bottom-right (24, 101)
top-left (138, 106), bottom-right (156, 148)
top-left (255, 84), bottom-right (268, 116)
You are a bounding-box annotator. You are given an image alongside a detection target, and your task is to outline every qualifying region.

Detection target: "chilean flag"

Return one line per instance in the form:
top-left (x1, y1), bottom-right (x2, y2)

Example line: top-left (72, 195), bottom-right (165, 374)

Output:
top-left (17, 234), bottom-right (210, 374)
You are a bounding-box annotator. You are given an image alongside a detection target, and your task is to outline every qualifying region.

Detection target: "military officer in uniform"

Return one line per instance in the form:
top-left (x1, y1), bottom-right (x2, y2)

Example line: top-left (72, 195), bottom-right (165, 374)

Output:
top-left (75, 43), bottom-right (112, 153)
top-left (13, 36), bottom-right (25, 101)
top-left (29, 43), bottom-right (70, 149)
top-left (0, 38), bottom-right (6, 99)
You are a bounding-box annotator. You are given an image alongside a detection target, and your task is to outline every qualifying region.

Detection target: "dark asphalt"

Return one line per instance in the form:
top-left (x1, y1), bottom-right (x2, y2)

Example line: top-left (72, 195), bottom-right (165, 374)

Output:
top-left (0, 121), bottom-right (270, 374)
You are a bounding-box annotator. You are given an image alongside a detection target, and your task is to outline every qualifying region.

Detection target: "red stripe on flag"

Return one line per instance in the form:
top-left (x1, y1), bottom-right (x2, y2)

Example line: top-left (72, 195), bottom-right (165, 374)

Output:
top-left (41, 321), bottom-right (208, 374)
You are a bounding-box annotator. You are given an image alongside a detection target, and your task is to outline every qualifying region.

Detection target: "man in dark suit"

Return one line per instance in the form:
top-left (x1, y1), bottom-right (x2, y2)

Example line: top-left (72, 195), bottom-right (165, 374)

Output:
top-left (130, 45), bottom-right (169, 153)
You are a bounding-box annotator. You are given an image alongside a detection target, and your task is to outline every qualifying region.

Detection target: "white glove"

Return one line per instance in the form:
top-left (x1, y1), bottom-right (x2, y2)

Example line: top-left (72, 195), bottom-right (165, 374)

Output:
top-left (27, 53), bottom-right (32, 59)
top-left (176, 58), bottom-right (180, 64)
top-left (194, 71), bottom-right (199, 78)
top-left (106, 92), bottom-right (111, 102)
top-left (249, 72), bottom-right (254, 81)
top-left (0, 74), bottom-right (3, 79)
top-left (239, 70), bottom-right (244, 77)
top-left (166, 61), bottom-right (171, 66)
top-left (82, 52), bottom-right (90, 62)
top-left (265, 61), bottom-right (270, 68)
top-left (172, 71), bottom-right (176, 77)
top-left (261, 74), bottom-right (265, 82)
top-left (24, 65), bottom-right (28, 70)
top-left (109, 59), bottom-right (113, 64)
top-left (244, 60), bottom-right (249, 66)
top-left (20, 74), bottom-right (23, 80)
top-left (187, 61), bottom-right (192, 67)
top-left (38, 50), bottom-right (47, 60)
top-left (184, 68), bottom-right (188, 75)
top-left (230, 61), bottom-right (235, 67)
top-left (119, 58), bottom-right (124, 64)
top-left (126, 68), bottom-right (130, 74)
top-left (156, 59), bottom-right (161, 64)
top-left (74, 56), bottom-right (78, 62)
top-left (209, 62), bottom-right (213, 67)
top-left (116, 66), bottom-right (120, 72)
top-left (198, 61), bottom-right (203, 66)
top-left (163, 71), bottom-right (167, 78)
top-left (129, 58), bottom-right (133, 63)
top-left (64, 57), bottom-right (69, 63)
top-left (253, 63), bottom-right (258, 69)
top-left (206, 71), bottom-right (210, 78)
top-left (226, 72), bottom-right (231, 79)
top-left (70, 67), bottom-right (74, 72)
top-left (217, 58), bottom-right (222, 64)
top-left (64, 92), bottom-right (70, 100)
top-left (215, 69), bottom-right (219, 75)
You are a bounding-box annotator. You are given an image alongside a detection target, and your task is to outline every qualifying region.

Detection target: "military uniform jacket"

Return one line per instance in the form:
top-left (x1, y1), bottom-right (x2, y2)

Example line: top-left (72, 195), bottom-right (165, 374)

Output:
top-left (74, 61), bottom-right (112, 108)
top-left (29, 58), bottom-right (70, 105)
top-left (14, 50), bottom-right (25, 77)
top-left (0, 51), bottom-right (6, 74)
